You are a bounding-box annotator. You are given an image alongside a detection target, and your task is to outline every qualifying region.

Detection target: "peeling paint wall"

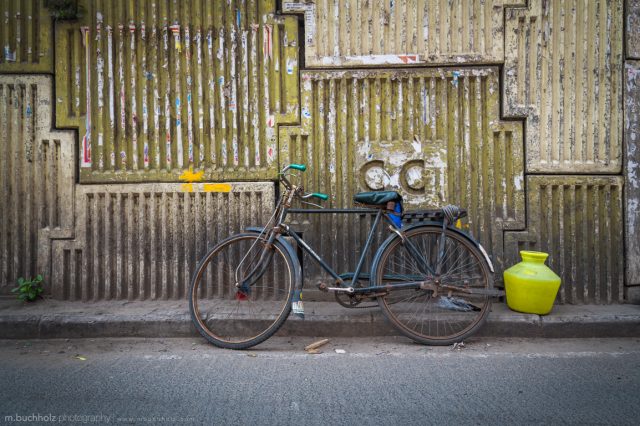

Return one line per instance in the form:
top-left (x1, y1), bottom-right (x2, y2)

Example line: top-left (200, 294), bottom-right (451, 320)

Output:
top-left (627, 0), bottom-right (640, 58)
top-left (0, 0), bottom-right (53, 72)
top-left (503, 0), bottom-right (624, 173)
top-left (283, 0), bottom-right (526, 66)
top-left (54, 0), bottom-right (298, 182)
top-left (625, 61), bottom-right (640, 290)
top-left (282, 67), bottom-right (524, 279)
top-left (50, 183), bottom-right (274, 301)
top-left (505, 176), bottom-right (624, 304)
top-left (0, 76), bottom-right (74, 294)
top-left (626, 1), bottom-right (640, 295)
top-left (0, 0), bottom-right (635, 304)
top-left (0, 1), bottom-right (281, 299)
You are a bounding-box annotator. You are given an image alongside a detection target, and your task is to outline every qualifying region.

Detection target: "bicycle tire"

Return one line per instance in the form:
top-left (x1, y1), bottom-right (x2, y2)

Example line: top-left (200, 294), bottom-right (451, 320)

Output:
top-left (371, 225), bottom-right (492, 345)
top-left (189, 233), bottom-right (295, 349)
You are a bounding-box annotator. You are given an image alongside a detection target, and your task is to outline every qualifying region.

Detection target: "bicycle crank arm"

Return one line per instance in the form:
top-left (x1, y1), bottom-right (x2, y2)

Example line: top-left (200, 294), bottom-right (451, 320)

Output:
top-left (321, 285), bottom-right (355, 294)
top-left (317, 282), bottom-right (353, 293)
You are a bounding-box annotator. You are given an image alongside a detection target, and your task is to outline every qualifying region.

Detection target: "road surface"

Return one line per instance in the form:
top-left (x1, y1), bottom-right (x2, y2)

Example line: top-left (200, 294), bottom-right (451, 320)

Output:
top-left (1, 336), bottom-right (639, 425)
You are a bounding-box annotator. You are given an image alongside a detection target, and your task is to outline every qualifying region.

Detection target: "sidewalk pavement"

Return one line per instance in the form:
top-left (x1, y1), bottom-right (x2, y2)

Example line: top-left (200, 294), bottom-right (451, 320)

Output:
top-left (0, 297), bottom-right (638, 340)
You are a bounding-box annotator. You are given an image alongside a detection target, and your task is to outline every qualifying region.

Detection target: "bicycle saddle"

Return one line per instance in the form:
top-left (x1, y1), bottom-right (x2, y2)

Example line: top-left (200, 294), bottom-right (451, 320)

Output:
top-left (353, 191), bottom-right (402, 206)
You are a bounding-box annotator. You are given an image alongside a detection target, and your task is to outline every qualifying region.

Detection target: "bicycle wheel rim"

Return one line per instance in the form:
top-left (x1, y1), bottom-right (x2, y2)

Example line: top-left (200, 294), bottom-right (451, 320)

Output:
top-left (190, 234), bottom-right (294, 348)
top-left (375, 226), bottom-right (491, 345)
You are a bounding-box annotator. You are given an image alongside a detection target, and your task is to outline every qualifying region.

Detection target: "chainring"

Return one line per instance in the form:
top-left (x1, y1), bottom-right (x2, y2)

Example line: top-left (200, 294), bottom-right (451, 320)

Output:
top-left (333, 288), bottom-right (378, 309)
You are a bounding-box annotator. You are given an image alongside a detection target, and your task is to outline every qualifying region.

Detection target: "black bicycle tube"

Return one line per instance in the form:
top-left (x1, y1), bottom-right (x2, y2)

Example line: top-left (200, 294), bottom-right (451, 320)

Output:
top-left (400, 236), bottom-right (436, 276)
top-left (285, 230), bottom-right (345, 283)
top-left (348, 210), bottom-right (383, 287)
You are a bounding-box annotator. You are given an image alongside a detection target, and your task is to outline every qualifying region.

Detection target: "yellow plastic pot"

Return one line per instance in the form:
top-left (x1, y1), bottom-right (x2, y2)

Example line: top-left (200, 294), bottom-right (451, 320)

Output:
top-left (503, 251), bottom-right (561, 315)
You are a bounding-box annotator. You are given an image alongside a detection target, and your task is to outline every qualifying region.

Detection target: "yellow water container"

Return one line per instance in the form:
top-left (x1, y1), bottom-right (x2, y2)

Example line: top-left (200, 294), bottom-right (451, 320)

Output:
top-left (503, 251), bottom-right (562, 315)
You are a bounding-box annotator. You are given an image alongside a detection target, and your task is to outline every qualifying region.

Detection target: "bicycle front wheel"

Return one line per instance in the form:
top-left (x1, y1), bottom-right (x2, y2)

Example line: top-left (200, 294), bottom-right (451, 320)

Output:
top-left (189, 233), bottom-right (295, 349)
top-left (372, 225), bottom-right (492, 345)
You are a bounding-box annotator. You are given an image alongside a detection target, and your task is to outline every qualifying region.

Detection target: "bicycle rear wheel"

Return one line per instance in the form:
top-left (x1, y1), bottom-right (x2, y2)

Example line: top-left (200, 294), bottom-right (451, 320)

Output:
top-left (189, 233), bottom-right (295, 349)
top-left (372, 225), bottom-right (492, 345)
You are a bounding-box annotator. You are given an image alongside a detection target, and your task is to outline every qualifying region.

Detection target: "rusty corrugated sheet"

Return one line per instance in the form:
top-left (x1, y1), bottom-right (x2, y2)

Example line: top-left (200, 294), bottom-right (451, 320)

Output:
top-left (0, 76), bottom-right (74, 294)
top-left (503, 0), bottom-right (624, 173)
top-left (50, 183), bottom-right (274, 300)
top-left (627, 0), bottom-right (640, 59)
top-left (505, 176), bottom-right (625, 304)
top-left (0, 0), bottom-right (633, 305)
top-left (54, 0), bottom-right (299, 183)
top-left (0, 75), bottom-right (276, 301)
top-left (625, 61), bottom-right (640, 287)
top-left (282, 67), bottom-right (525, 281)
top-left (0, 0), bottom-right (53, 73)
top-left (283, 0), bottom-right (525, 66)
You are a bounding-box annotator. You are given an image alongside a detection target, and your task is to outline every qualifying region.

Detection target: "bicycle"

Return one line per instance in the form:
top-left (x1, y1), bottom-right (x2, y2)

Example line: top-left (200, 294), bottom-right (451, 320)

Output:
top-left (189, 164), bottom-right (504, 349)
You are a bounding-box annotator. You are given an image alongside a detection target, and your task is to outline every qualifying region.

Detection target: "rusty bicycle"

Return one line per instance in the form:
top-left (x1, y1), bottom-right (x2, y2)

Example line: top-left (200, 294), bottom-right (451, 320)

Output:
top-left (189, 164), bottom-right (503, 349)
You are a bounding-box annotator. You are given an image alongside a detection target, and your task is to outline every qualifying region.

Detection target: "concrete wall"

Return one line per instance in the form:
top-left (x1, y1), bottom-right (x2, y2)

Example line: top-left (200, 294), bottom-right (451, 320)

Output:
top-left (0, 0), bottom-right (635, 304)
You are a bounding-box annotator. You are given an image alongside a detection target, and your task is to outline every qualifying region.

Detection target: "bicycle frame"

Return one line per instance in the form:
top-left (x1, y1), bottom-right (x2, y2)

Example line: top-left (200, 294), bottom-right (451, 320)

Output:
top-left (284, 214), bottom-right (439, 294)
top-left (244, 167), bottom-right (498, 299)
top-left (285, 208), bottom-right (381, 286)
top-left (255, 183), bottom-right (436, 296)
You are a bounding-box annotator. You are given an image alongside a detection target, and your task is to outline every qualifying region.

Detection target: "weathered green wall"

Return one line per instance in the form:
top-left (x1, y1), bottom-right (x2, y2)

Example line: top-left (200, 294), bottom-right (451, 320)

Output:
top-left (0, 0), bottom-right (636, 304)
top-left (53, 0), bottom-right (298, 182)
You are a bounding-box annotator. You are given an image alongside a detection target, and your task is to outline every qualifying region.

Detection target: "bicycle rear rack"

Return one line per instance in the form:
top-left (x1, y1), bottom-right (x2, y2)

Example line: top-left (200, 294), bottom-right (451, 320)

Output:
top-left (287, 208), bottom-right (457, 224)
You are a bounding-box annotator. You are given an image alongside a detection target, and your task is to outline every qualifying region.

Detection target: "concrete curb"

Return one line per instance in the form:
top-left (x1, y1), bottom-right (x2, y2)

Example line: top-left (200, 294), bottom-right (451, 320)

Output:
top-left (0, 299), bottom-right (638, 340)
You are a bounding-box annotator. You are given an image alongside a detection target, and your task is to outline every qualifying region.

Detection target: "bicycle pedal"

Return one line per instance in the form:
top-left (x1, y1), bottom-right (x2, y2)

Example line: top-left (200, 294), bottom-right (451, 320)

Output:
top-left (316, 282), bottom-right (329, 292)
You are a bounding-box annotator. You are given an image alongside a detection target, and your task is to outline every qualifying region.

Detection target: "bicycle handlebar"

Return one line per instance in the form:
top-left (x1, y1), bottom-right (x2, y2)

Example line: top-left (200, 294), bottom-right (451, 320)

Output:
top-left (281, 164), bottom-right (329, 202)
top-left (302, 192), bottom-right (329, 201)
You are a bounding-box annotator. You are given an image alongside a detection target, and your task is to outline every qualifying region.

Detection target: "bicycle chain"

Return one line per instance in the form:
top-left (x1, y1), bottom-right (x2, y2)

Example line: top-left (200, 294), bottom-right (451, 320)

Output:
top-left (334, 291), bottom-right (378, 309)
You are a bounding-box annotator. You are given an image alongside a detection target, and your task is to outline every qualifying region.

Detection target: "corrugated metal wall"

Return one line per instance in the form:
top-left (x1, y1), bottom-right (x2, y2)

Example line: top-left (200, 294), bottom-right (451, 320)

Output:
top-left (503, 0), bottom-right (623, 173)
top-left (505, 176), bottom-right (625, 303)
top-left (0, 76), bottom-right (74, 294)
top-left (626, 1), bottom-right (640, 302)
top-left (0, 0), bottom-right (636, 304)
top-left (625, 58), bottom-right (640, 297)
top-left (0, 0), bottom-right (53, 72)
top-left (50, 183), bottom-right (274, 301)
top-left (283, 0), bottom-right (526, 65)
top-left (54, 0), bottom-right (299, 182)
top-left (282, 67), bottom-right (524, 279)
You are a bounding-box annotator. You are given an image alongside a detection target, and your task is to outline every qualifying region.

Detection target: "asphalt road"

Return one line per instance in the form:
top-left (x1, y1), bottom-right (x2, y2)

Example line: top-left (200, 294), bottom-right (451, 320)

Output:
top-left (1, 337), bottom-right (639, 425)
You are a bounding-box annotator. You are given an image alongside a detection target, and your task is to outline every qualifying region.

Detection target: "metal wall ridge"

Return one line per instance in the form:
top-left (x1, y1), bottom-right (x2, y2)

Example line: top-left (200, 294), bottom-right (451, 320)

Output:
top-left (54, 0), bottom-right (299, 183)
top-left (283, 0), bottom-right (527, 67)
top-left (283, 66), bottom-right (525, 283)
top-left (505, 175), bottom-right (625, 304)
top-left (0, 0), bottom-right (53, 73)
top-left (0, 75), bottom-right (75, 294)
top-left (504, 0), bottom-right (624, 174)
top-left (50, 182), bottom-right (275, 301)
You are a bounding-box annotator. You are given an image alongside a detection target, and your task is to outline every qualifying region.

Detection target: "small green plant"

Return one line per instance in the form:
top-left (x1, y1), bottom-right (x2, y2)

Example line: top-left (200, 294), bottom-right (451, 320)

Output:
top-left (11, 275), bottom-right (44, 302)
top-left (45, 0), bottom-right (82, 21)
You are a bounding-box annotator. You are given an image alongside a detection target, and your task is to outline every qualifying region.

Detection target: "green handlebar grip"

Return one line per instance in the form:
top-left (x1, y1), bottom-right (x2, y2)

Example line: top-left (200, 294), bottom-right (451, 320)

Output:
top-left (289, 164), bottom-right (307, 171)
top-left (311, 192), bottom-right (329, 201)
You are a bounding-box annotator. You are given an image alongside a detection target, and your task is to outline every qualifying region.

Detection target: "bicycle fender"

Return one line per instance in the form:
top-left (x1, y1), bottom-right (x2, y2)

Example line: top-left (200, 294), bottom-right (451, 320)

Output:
top-left (380, 222), bottom-right (495, 274)
top-left (244, 227), bottom-right (304, 291)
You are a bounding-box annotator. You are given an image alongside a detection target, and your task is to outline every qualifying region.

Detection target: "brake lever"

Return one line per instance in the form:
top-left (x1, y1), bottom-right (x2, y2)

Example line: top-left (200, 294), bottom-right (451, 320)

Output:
top-left (298, 200), bottom-right (324, 209)
top-left (280, 172), bottom-right (297, 178)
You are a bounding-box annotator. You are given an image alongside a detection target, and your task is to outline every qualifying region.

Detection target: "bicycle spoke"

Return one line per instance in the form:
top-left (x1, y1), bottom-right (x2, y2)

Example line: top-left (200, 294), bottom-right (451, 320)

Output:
top-left (190, 234), bottom-right (294, 349)
top-left (375, 226), bottom-right (491, 345)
